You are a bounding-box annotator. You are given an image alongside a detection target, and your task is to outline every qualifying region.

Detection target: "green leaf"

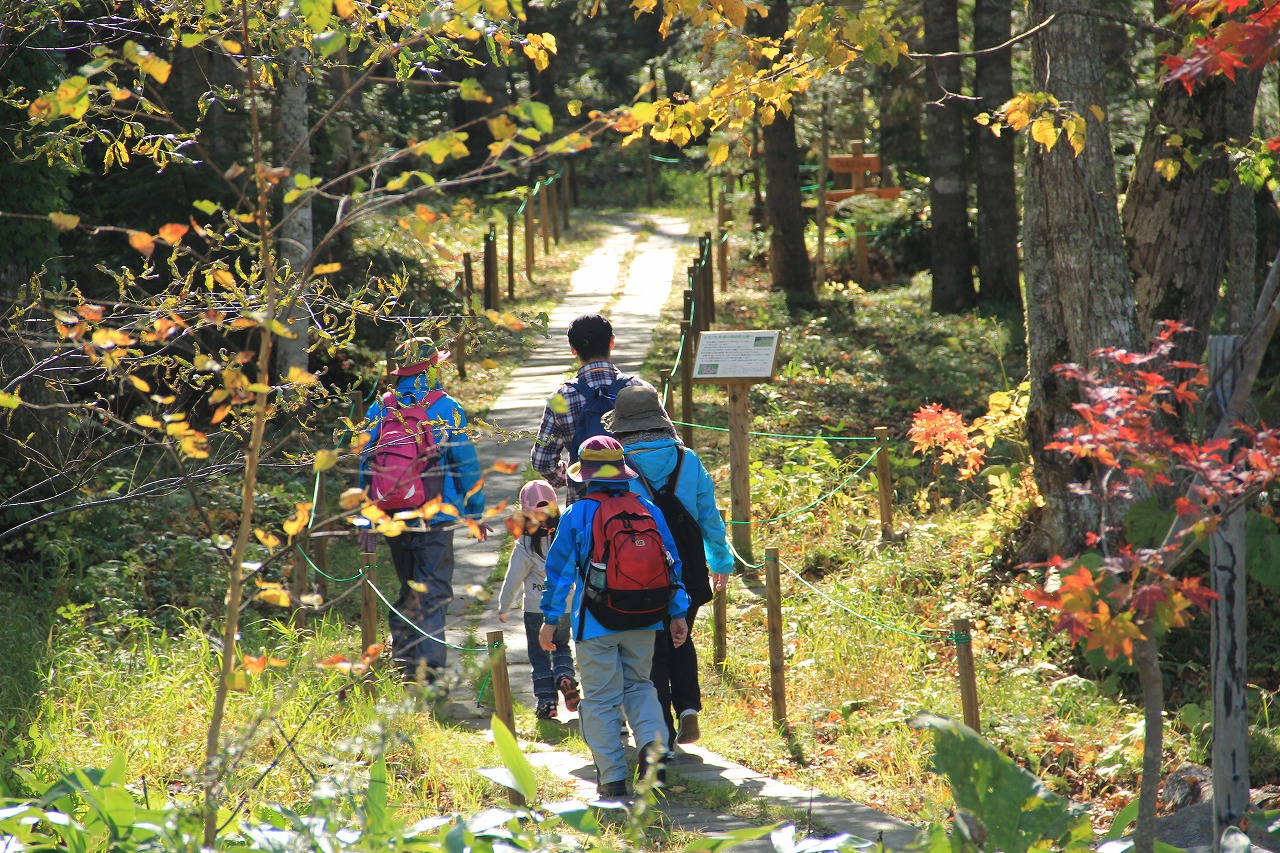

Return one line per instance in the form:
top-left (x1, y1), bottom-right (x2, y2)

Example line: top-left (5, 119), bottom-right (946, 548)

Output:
top-left (910, 713), bottom-right (1092, 853)
top-left (205, 0), bottom-right (223, 11)
top-left (541, 800), bottom-right (601, 834)
top-left (680, 824), bottom-right (779, 852)
top-left (193, 199), bottom-right (218, 215)
top-left (313, 30), bottom-right (345, 57)
top-left (365, 757), bottom-right (388, 837)
top-left (526, 101), bottom-right (553, 134)
top-left (283, 189), bottom-right (304, 204)
top-left (489, 715), bottom-right (537, 801)
top-left (1104, 799), bottom-right (1140, 841)
top-left (300, 0), bottom-right (333, 32)
top-left (0, 390), bottom-right (20, 409)
top-left (181, 33), bottom-right (210, 47)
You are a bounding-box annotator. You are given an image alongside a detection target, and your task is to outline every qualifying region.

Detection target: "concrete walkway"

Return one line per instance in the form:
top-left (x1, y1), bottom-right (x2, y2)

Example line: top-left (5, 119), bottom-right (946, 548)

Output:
top-left (427, 213), bottom-right (920, 849)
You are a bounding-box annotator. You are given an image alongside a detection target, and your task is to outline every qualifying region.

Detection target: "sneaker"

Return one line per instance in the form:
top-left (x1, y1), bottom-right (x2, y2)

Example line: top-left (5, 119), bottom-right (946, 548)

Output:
top-left (557, 676), bottom-right (581, 712)
top-left (535, 700), bottom-right (557, 720)
top-left (597, 780), bottom-right (629, 798)
top-left (676, 711), bottom-right (700, 744)
top-left (636, 741), bottom-right (667, 786)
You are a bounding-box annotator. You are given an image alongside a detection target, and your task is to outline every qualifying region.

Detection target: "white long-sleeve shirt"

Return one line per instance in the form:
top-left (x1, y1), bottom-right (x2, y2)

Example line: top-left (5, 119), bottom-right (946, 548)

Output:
top-left (498, 538), bottom-right (550, 616)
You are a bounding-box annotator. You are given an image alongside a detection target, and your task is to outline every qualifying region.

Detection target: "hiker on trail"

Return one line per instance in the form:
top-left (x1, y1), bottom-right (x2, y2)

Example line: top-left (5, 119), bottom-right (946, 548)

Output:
top-left (531, 313), bottom-right (657, 503)
top-left (497, 479), bottom-right (581, 721)
top-left (362, 337), bottom-right (490, 684)
top-left (605, 385), bottom-right (732, 747)
top-left (539, 435), bottom-right (690, 798)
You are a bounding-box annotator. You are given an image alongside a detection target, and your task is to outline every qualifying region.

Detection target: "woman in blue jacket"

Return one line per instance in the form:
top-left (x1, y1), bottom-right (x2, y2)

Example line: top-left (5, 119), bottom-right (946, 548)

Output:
top-left (603, 385), bottom-right (733, 746)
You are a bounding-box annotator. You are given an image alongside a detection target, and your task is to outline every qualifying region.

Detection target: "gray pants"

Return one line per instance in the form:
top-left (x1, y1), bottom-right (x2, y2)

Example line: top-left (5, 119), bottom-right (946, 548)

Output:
top-left (576, 628), bottom-right (668, 785)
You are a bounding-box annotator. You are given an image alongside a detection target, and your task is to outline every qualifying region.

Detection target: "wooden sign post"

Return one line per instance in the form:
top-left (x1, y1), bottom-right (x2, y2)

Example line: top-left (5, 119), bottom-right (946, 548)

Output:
top-left (692, 330), bottom-right (782, 573)
top-left (825, 141), bottom-right (902, 283)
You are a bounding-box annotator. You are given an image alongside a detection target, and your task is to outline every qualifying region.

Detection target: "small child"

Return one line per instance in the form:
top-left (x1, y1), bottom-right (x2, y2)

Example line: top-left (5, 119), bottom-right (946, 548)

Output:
top-left (498, 480), bottom-right (580, 720)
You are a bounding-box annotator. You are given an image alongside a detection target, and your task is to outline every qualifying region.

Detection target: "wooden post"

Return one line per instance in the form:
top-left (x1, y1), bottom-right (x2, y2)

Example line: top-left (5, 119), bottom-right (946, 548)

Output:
top-left (717, 186), bottom-right (730, 293)
top-left (538, 180), bottom-right (551, 256)
top-left (707, 173), bottom-right (715, 214)
top-left (815, 102), bottom-right (829, 288)
top-left (659, 367), bottom-right (672, 411)
top-left (290, 547), bottom-right (308, 627)
top-left (852, 140), bottom-right (870, 283)
top-left (360, 553), bottom-right (378, 652)
top-left (713, 508), bottom-right (728, 669)
top-left (523, 195), bottom-right (535, 282)
top-left (567, 157), bottom-right (579, 207)
top-left (559, 169), bottom-right (571, 231)
top-left (953, 618), bottom-right (980, 732)
top-left (701, 232), bottom-right (716, 325)
top-left (1209, 335), bottom-right (1249, 851)
top-left (457, 262), bottom-right (472, 380)
top-left (483, 224), bottom-right (498, 310)
top-left (679, 320), bottom-right (694, 447)
top-left (313, 469), bottom-right (329, 598)
top-left (728, 383), bottom-right (753, 571)
top-left (874, 426), bottom-right (893, 541)
top-left (643, 136), bottom-right (655, 207)
top-left (547, 178), bottom-right (561, 245)
top-left (506, 210), bottom-right (515, 300)
top-left (764, 547), bottom-right (787, 729)
top-left (683, 287), bottom-right (695, 331)
top-left (486, 630), bottom-right (523, 805)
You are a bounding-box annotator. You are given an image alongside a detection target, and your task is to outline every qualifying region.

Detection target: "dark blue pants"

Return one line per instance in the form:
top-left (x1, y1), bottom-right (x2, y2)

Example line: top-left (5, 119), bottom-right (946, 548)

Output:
top-left (523, 611), bottom-right (574, 703)
top-left (387, 526), bottom-right (454, 676)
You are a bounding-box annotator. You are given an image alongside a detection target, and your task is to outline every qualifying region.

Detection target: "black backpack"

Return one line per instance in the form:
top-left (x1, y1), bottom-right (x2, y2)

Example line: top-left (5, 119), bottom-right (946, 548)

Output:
top-left (640, 450), bottom-right (711, 608)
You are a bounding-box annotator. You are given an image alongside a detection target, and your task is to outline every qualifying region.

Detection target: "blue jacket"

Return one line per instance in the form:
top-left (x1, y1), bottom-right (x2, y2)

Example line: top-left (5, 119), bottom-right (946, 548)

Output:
top-left (622, 438), bottom-right (733, 577)
top-left (362, 373), bottom-right (485, 524)
top-left (540, 487), bottom-right (690, 641)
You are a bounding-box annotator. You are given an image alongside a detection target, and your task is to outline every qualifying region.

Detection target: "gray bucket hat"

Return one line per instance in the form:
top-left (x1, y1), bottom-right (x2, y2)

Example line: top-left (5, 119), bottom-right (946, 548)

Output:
top-left (602, 385), bottom-right (673, 434)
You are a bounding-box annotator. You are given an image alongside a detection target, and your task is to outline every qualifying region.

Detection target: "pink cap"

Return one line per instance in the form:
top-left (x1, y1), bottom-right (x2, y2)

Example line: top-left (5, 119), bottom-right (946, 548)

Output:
top-left (519, 479), bottom-right (558, 511)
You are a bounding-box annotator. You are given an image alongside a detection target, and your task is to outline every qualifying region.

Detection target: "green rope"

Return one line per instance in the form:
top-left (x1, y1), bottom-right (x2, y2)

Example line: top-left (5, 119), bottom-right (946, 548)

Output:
top-left (516, 195), bottom-right (529, 216)
top-left (649, 154), bottom-right (684, 163)
top-left (296, 546), bottom-right (368, 583)
top-left (727, 449), bottom-right (878, 525)
top-left (781, 561), bottom-right (962, 643)
top-left (669, 420), bottom-right (877, 442)
top-left (362, 576), bottom-right (490, 652)
top-left (724, 537), bottom-right (764, 570)
top-left (475, 639), bottom-right (507, 706)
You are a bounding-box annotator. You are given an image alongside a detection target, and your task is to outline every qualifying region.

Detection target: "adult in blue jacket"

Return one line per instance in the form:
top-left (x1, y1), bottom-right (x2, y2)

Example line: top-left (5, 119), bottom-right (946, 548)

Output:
top-left (603, 385), bottom-right (732, 747)
top-left (539, 435), bottom-right (691, 797)
top-left (363, 338), bottom-right (489, 683)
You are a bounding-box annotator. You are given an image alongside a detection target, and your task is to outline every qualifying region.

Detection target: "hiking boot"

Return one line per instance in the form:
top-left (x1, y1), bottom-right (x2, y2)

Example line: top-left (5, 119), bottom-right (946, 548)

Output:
top-left (597, 780), bottom-right (629, 798)
top-left (535, 700), bottom-right (558, 720)
top-left (636, 741), bottom-right (667, 786)
top-left (558, 676), bottom-right (581, 712)
top-left (676, 711), bottom-right (700, 744)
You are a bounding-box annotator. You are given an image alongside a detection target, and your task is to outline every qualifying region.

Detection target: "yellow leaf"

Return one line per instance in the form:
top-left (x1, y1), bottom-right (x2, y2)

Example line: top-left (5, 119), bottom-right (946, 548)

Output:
top-left (311, 262), bottom-right (342, 276)
top-left (48, 212), bottom-right (80, 231)
top-left (459, 78), bottom-right (492, 103)
top-left (548, 393), bottom-right (569, 414)
top-left (1065, 114), bottom-right (1086, 158)
top-left (314, 448), bottom-right (339, 472)
top-left (286, 366), bottom-right (318, 385)
top-left (490, 460), bottom-right (520, 474)
top-left (0, 390), bottom-right (20, 410)
top-left (123, 41), bottom-right (171, 83)
top-left (631, 102), bottom-right (657, 124)
top-left (243, 653), bottom-right (268, 675)
top-left (351, 432), bottom-right (370, 454)
top-left (257, 588), bottom-right (292, 608)
top-left (213, 268), bottom-right (235, 288)
top-left (227, 670), bottom-right (251, 692)
top-left (360, 504), bottom-right (388, 522)
top-left (1089, 104), bottom-right (1105, 123)
top-left (407, 580), bottom-right (428, 592)
top-left (568, 99), bottom-right (582, 116)
top-left (707, 140), bottom-right (729, 167)
top-left (135, 414), bottom-right (162, 428)
top-left (336, 0), bottom-right (356, 15)
top-left (128, 375), bottom-right (151, 392)
top-left (316, 653), bottom-right (352, 671)
top-left (254, 528), bottom-right (281, 549)
top-left (1155, 158), bottom-right (1181, 181)
top-left (481, 359), bottom-right (499, 369)
top-left (128, 230), bottom-right (156, 258)
top-left (1030, 117), bottom-right (1058, 153)
top-left (339, 487), bottom-right (366, 510)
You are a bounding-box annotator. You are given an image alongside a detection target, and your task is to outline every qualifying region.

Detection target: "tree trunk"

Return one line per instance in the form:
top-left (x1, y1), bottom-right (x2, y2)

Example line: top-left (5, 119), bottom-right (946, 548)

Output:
top-left (276, 46), bottom-right (313, 377)
top-left (972, 0), bottom-right (1021, 313)
top-left (1122, 68), bottom-right (1260, 363)
top-left (875, 18), bottom-right (924, 180)
top-left (753, 0), bottom-right (813, 305)
top-left (1022, 0), bottom-right (1134, 561)
top-left (923, 0), bottom-right (975, 314)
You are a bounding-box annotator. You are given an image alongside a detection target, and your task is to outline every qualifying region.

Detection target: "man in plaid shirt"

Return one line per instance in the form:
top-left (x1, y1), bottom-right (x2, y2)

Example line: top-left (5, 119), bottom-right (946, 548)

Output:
top-left (531, 314), bottom-right (657, 503)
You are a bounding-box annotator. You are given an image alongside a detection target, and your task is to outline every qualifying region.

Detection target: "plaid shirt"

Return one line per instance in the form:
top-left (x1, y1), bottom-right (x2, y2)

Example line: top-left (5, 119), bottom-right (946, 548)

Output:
top-left (531, 361), bottom-right (651, 503)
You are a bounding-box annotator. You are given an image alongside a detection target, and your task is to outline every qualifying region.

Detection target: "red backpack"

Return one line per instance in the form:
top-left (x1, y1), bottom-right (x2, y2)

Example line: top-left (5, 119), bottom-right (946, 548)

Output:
top-left (579, 490), bottom-right (676, 632)
top-left (369, 390), bottom-right (446, 512)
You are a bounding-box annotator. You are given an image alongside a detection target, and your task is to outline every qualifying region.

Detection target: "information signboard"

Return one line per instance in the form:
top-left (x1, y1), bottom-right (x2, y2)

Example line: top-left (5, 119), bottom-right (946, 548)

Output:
top-left (691, 330), bottom-right (781, 383)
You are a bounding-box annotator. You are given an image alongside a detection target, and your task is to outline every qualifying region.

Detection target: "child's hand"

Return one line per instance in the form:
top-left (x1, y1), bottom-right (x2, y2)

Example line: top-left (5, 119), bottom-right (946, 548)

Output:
top-left (670, 617), bottom-right (689, 648)
top-left (498, 611), bottom-right (508, 623)
top-left (713, 573), bottom-right (730, 592)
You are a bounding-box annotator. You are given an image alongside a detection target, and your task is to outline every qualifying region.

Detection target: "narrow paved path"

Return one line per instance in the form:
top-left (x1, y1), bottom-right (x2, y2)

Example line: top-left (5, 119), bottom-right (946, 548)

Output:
top-left (432, 214), bottom-right (919, 849)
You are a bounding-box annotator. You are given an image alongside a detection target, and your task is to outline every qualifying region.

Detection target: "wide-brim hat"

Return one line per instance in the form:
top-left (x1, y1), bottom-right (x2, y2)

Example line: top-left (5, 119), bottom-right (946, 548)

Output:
top-left (602, 385), bottom-right (672, 434)
top-left (391, 336), bottom-right (450, 376)
top-left (567, 435), bottom-right (639, 482)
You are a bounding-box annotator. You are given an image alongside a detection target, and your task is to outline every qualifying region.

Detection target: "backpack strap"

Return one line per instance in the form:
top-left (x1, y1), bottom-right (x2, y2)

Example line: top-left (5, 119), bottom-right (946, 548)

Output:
top-left (577, 493), bottom-right (605, 641)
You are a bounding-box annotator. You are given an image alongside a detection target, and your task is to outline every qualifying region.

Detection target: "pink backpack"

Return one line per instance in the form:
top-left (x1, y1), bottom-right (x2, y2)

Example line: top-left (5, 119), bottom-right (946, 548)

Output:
top-left (369, 390), bottom-right (446, 511)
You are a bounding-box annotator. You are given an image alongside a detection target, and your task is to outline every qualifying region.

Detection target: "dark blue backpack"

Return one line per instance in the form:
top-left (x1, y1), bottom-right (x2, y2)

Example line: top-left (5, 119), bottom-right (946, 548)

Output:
top-left (567, 375), bottom-right (631, 465)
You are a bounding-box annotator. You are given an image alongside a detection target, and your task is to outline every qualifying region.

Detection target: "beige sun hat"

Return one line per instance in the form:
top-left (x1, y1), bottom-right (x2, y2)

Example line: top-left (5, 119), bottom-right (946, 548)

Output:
top-left (601, 385), bottom-right (672, 434)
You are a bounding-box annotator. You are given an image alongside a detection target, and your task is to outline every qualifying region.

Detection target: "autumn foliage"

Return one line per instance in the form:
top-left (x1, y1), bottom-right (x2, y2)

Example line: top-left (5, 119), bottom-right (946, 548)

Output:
top-left (1020, 321), bottom-right (1280, 661)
